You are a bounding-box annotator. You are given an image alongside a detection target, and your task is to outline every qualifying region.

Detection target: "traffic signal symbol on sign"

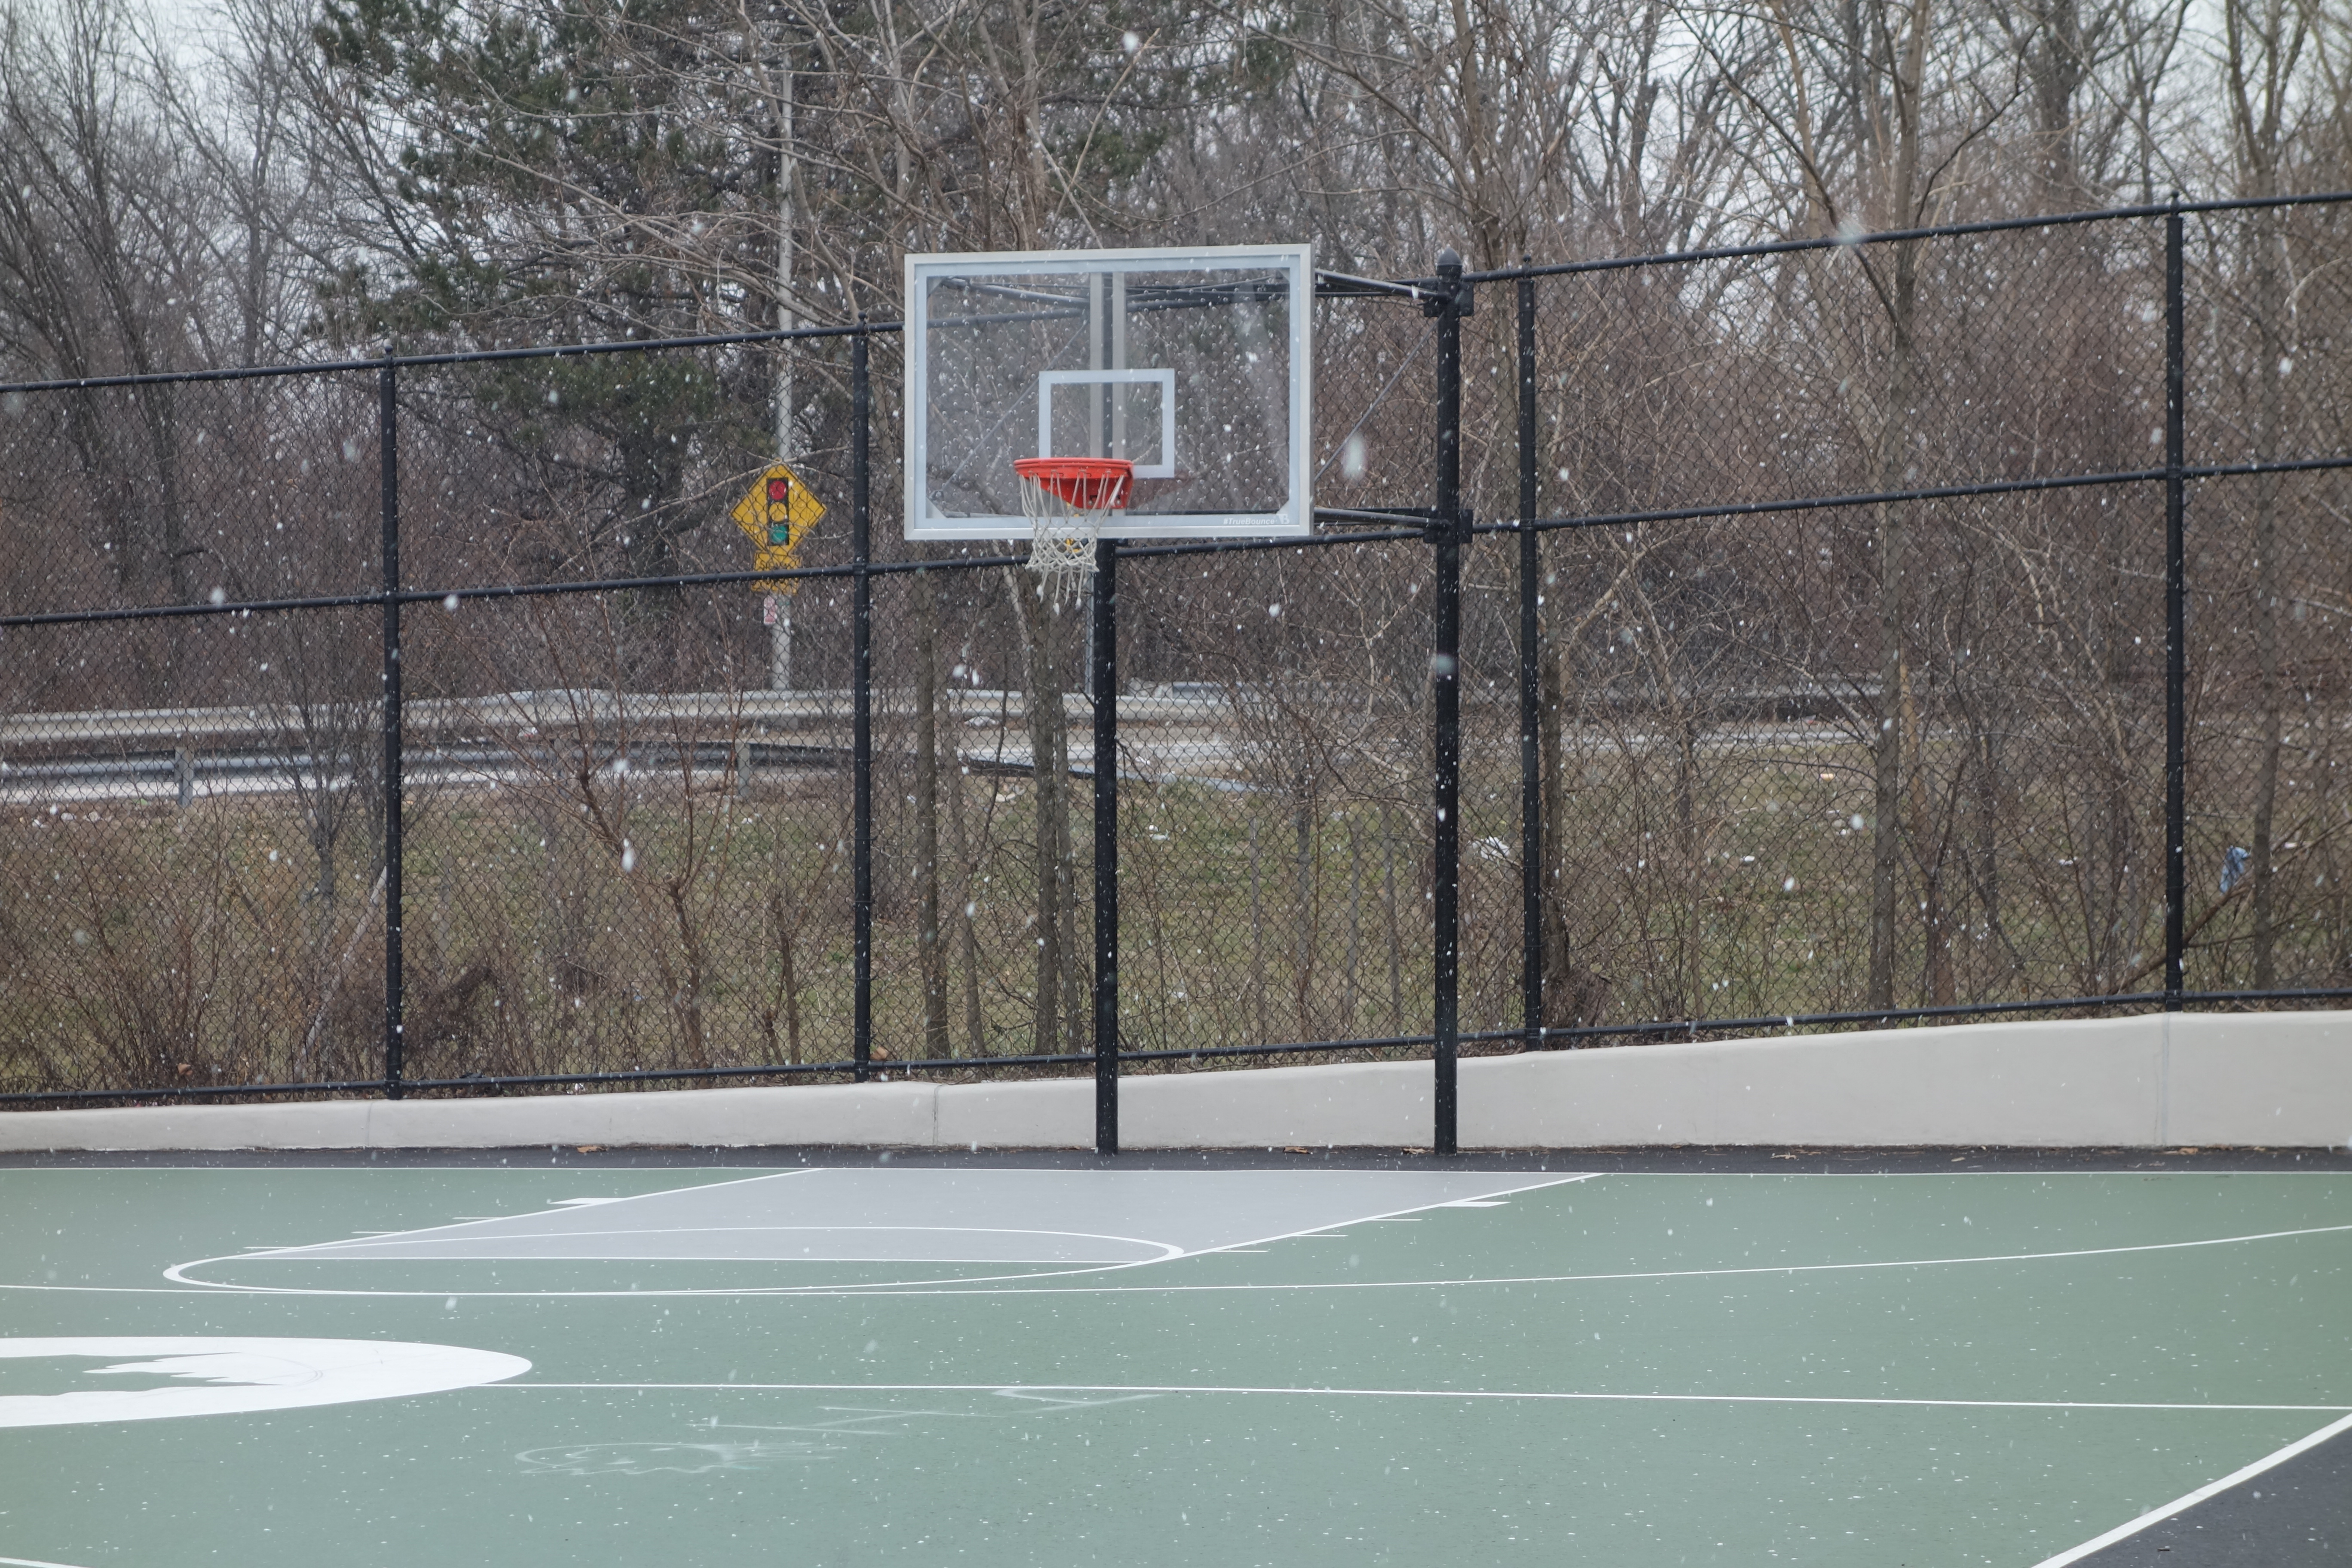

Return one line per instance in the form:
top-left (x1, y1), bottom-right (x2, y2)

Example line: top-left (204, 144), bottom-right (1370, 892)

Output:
top-left (729, 462), bottom-right (827, 593)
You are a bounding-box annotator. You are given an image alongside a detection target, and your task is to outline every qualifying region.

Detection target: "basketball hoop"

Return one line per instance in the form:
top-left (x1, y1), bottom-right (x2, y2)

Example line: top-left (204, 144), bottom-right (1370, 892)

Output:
top-left (1014, 456), bottom-right (1132, 601)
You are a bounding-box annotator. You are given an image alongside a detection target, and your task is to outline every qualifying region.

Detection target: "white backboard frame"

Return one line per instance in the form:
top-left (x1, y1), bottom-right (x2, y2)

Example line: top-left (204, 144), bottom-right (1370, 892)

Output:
top-left (904, 243), bottom-right (1314, 541)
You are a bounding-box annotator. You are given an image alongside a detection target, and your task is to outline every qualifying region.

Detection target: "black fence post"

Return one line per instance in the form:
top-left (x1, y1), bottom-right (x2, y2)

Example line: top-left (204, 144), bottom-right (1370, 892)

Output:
top-left (379, 350), bottom-right (404, 1098)
top-left (2164, 201), bottom-right (2187, 1010)
top-left (1430, 248), bottom-right (1466, 1156)
top-left (852, 323), bottom-right (875, 1080)
top-left (1093, 539), bottom-right (1120, 1154)
top-left (1516, 264), bottom-right (1542, 1054)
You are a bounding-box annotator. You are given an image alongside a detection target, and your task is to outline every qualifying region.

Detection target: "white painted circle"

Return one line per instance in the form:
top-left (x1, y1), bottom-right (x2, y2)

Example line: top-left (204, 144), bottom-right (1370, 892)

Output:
top-left (0, 1337), bottom-right (530, 1428)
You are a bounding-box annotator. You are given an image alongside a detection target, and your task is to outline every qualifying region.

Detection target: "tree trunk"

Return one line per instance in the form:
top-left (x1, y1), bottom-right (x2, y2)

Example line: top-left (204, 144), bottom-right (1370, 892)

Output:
top-left (1539, 632), bottom-right (1568, 1019)
top-left (2248, 215), bottom-right (2286, 988)
top-left (1013, 571), bottom-right (1074, 1054)
top-left (1292, 778), bottom-right (1317, 1038)
top-left (1054, 638), bottom-right (1086, 1051)
top-left (1868, 239), bottom-right (1923, 1011)
top-left (662, 876), bottom-right (710, 1069)
top-left (1902, 658), bottom-right (1954, 1004)
top-left (1538, 630), bottom-right (1608, 1032)
top-left (1970, 710), bottom-right (2013, 986)
top-left (1250, 816), bottom-right (1268, 1039)
top-left (2221, 0), bottom-right (2308, 989)
top-left (1384, 815), bottom-right (1403, 1031)
top-left (946, 740), bottom-right (987, 1057)
top-left (913, 569), bottom-right (950, 1054)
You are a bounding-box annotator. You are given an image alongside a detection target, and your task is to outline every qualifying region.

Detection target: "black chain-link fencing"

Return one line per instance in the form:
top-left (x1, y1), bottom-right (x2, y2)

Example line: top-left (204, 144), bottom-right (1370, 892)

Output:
top-left (3, 196), bottom-right (2348, 1150)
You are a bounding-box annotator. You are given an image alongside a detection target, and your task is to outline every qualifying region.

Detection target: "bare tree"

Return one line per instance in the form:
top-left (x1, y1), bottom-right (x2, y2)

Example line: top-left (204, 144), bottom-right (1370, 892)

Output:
top-left (0, 0), bottom-right (199, 611)
top-left (2217, 0), bottom-right (2311, 986)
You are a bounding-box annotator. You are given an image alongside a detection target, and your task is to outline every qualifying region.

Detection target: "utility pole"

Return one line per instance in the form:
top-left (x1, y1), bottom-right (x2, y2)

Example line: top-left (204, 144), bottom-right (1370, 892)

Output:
top-left (767, 28), bottom-right (796, 691)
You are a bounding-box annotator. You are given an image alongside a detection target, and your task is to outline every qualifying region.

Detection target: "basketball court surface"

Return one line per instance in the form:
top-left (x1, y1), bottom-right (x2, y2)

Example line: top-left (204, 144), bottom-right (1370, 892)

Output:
top-left (3, 1151), bottom-right (2348, 1566)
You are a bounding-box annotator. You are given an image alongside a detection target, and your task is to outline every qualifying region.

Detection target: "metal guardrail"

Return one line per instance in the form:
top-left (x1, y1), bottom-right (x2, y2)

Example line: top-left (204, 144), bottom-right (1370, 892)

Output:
top-left (0, 688), bottom-right (1260, 805)
top-left (0, 677), bottom-right (1876, 753)
top-left (0, 686), bottom-right (1248, 752)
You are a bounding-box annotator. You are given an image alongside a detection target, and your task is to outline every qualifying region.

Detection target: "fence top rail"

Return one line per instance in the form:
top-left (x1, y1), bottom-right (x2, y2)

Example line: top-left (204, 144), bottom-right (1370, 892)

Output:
top-left (1466, 188), bottom-right (2352, 284)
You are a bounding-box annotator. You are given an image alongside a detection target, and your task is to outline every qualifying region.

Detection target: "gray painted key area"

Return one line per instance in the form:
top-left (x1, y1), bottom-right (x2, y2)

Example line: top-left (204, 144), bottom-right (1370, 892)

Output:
top-left (253, 1168), bottom-right (1570, 1265)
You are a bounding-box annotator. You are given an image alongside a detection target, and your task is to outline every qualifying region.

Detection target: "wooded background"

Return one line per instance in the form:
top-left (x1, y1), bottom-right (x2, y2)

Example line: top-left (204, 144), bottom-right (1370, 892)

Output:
top-left (1, 0), bottom-right (2349, 1097)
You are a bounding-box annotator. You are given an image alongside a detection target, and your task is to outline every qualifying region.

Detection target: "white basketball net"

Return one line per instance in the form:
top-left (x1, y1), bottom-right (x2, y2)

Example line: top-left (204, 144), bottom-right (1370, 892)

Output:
top-left (1014, 462), bottom-right (1130, 604)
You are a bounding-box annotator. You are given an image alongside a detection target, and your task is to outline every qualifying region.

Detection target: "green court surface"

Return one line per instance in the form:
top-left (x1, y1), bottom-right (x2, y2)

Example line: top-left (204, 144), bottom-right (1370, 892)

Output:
top-left (3, 1158), bottom-right (2349, 1566)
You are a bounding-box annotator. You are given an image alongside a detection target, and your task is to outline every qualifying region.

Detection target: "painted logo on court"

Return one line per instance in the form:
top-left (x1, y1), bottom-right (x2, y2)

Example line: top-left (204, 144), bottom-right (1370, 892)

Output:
top-left (0, 1336), bottom-right (530, 1427)
top-left (519, 1439), bottom-right (839, 1476)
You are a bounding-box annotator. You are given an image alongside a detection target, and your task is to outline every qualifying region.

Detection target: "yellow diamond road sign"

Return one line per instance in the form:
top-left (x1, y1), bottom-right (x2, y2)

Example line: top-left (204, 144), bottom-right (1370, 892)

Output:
top-left (731, 463), bottom-right (826, 592)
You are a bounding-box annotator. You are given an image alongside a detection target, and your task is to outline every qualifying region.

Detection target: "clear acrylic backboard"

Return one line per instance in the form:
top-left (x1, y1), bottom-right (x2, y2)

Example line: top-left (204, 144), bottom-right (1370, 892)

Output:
top-left (903, 244), bottom-right (1313, 541)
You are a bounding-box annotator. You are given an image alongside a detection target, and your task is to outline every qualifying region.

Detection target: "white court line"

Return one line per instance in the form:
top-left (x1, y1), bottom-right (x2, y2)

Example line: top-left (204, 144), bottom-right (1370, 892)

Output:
top-left (9, 1175), bottom-right (2349, 1301)
top-left (0, 1556), bottom-right (100, 1568)
top-left (245, 1225), bottom-right (1186, 1258)
top-left (148, 1174), bottom-right (1592, 1298)
top-left (1078, 1173), bottom-right (1587, 1267)
top-left (839, 1216), bottom-right (2352, 1298)
top-left (2029, 1408), bottom-right (2352, 1567)
top-left (4, 1191), bottom-right (2348, 1299)
top-left (6, 1164), bottom-right (2348, 1169)
top-left (157, 1248), bottom-right (1168, 1297)
top-left (494, 1380), bottom-right (2352, 1415)
top-left (200, 1254), bottom-right (1154, 1265)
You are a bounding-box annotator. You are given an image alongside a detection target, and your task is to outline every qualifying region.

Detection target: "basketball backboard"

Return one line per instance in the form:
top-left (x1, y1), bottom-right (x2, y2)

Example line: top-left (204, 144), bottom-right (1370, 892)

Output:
top-left (903, 244), bottom-right (1313, 541)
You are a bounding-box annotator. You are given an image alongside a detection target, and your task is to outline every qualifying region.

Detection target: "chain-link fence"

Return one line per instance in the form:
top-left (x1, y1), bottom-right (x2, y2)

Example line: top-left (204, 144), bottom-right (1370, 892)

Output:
top-left (4, 195), bottom-right (2349, 1149)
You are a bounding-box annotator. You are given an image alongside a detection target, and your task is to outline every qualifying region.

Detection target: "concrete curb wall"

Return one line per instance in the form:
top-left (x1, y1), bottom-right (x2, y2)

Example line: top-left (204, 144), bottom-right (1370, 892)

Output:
top-left (3, 1011), bottom-right (2347, 1152)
